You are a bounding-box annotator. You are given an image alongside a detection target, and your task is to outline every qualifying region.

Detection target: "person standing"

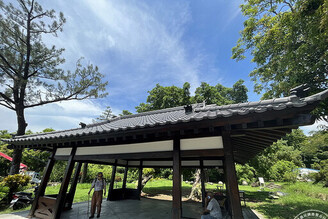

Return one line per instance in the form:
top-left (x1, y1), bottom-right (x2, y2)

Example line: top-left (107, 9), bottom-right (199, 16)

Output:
top-left (201, 192), bottom-right (223, 219)
top-left (88, 172), bottom-right (106, 218)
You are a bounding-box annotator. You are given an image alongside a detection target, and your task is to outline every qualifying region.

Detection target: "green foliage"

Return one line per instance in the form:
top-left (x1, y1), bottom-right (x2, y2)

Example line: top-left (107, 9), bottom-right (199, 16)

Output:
top-left (312, 160), bottom-right (328, 186)
top-left (236, 164), bottom-right (256, 184)
top-left (283, 171), bottom-right (298, 183)
top-left (0, 130), bottom-right (13, 176)
top-left (154, 168), bottom-right (172, 179)
top-left (250, 139), bottom-right (303, 179)
top-left (194, 80), bottom-right (248, 105)
top-left (49, 161), bottom-right (66, 182)
top-left (136, 83), bottom-right (192, 113)
top-left (1, 0), bottom-right (108, 174)
top-left (205, 169), bottom-right (224, 183)
top-left (0, 129), bottom-right (53, 176)
top-left (84, 164), bottom-right (112, 183)
top-left (143, 168), bottom-right (155, 177)
top-left (0, 0), bottom-right (108, 110)
top-left (136, 80), bottom-right (248, 113)
top-left (119, 110), bottom-right (133, 116)
top-left (269, 160), bottom-right (298, 182)
top-left (301, 130), bottom-right (328, 167)
top-left (94, 106), bottom-right (116, 122)
top-left (1, 174), bottom-right (30, 193)
top-left (232, 0), bottom-right (328, 118)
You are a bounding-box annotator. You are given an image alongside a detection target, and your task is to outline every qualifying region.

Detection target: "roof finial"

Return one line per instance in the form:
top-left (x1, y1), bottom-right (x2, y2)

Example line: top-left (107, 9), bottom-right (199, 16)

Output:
top-left (290, 84), bottom-right (310, 98)
top-left (79, 122), bottom-right (86, 128)
top-left (184, 105), bottom-right (193, 114)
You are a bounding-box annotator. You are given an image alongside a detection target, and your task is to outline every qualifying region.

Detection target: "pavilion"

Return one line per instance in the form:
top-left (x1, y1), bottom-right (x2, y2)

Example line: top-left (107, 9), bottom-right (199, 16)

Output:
top-left (4, 85), bottom-right (328, 219)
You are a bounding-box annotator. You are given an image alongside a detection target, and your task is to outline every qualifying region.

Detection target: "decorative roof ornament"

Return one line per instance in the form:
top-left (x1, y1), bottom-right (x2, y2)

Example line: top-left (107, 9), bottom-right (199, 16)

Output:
top-left (184, 105), bottom-right (193, 114)
top-left (290, 84), bottom-right (310, 98)
top-left (79, 122), bottom-right (86, 128)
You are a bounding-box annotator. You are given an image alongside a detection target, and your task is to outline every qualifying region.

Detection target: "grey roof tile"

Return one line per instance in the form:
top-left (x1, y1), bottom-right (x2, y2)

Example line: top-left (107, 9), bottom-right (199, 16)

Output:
top-left (3, 89), bottom-right (328, 144)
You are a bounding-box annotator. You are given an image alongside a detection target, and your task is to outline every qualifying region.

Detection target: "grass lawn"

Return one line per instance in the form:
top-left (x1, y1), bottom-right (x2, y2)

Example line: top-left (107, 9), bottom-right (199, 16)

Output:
top-left (1, 179), bottom-right (327, 218)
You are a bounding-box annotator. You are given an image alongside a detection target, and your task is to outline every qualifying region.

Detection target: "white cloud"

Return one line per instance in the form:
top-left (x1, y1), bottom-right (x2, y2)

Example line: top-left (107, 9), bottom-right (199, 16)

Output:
top-left (0, 100), bottom-right (104, 133)
top-left (0, 0), bottom-right (218, 133)
top-left (44, 0), bottom-right (202, 96)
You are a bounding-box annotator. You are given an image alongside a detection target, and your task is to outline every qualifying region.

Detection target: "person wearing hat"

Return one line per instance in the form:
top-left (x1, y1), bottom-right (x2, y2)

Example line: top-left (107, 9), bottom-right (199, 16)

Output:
top-left (88, 172), bottom-right (106, 218)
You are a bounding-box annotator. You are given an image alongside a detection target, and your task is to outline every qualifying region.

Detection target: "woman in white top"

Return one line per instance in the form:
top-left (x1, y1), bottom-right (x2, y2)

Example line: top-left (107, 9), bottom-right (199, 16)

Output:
top-left (88, 172), bottom-right (106, 218)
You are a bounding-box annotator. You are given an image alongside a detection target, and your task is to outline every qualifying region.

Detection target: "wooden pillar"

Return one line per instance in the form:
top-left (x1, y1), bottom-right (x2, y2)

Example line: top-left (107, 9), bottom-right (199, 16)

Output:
top-left (122, 166), bottom-right (128, 190)
top-left (200, 160), bottom-right (206, 207)
top-left (172, 137), bottom-right (181, 219)
top-left (107, 160), bottom-right (117, 201)
top-left (137, 161), bottom-right (143, 200)
top-left (122, 166), bottom-right (128, 199)
top-left (53, 147), bottom-right (77, 219)
top-left (222, 130), bottom-right (243, 219)
top-left (66, 162), bottom-right (82, 209)
top-left (29, 148), bottom-right (57, 217)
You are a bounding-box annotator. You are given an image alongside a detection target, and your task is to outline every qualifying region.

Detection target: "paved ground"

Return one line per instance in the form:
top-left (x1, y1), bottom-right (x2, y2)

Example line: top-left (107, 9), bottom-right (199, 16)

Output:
top-left (1, 198), bottom-right (259, 219)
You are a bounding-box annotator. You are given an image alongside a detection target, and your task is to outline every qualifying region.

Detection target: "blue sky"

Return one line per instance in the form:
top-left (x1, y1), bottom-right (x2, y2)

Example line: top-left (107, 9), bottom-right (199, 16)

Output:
top-left (0, 0), bottom-right (324, 134)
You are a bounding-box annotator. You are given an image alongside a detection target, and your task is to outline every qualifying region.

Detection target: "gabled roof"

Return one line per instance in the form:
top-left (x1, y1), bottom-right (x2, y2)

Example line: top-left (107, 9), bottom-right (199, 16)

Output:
top-left (3, 88), bottom-right (328, 145)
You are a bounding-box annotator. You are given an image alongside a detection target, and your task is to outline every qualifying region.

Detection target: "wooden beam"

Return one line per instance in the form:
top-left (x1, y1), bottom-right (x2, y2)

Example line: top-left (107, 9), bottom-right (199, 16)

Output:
top-left (172, 137), bottom-right (182, 219)
top-left (66, 162), bottom-right (82, 209)
top-left (200, 160), bottom-right (206, 208)
top-left (181, 149), bottom-right (224, 157)
top-left (74, 151), bottom-right (173, 161)
top-left (29, 148), bottom-right (57, 217)
top-left (53, 146), bottom-right (77, 219)
top-left (246, 131), bottom-right (282, 141)
top-left (107, 160), bottom-right (117, 201)
top-left (137, 161), bottom-right (143, 199)
top-left (222, 130), bottom-right (243, 218)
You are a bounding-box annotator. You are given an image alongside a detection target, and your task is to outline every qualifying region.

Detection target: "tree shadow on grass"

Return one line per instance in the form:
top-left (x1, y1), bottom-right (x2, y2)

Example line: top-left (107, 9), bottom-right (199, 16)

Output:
top-left (255, 202), bottom-right (328, 219)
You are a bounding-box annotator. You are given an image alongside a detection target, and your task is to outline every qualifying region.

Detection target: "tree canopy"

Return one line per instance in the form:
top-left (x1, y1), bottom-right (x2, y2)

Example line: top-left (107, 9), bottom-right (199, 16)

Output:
top-left (136, 80), bottom-right (248, 113)
top-left (232, 0), bottom-right (328, 118)
top-left (0, 0), bottom-right (108, 174)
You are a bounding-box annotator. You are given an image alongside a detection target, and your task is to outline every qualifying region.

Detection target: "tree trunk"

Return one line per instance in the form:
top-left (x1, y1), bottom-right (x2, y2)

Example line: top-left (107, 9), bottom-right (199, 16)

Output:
top-left (9, 106), bottom-right (27, 175)
top-left (81, 163), bottom-right (88, 183)
top-left (188, 169), bottom-right (201, 200)
top-left (141, 175), bottom-right (153, 190)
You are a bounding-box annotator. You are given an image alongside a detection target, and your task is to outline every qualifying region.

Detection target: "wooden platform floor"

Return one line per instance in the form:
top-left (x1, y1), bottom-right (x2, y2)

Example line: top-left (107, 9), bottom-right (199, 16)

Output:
top-left (6, 197), bottom-right (259, 219)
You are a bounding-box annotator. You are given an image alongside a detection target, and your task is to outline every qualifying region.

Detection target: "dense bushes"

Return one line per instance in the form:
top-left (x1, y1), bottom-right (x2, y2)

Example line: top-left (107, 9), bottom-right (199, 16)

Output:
top-left (1, 174), bottom-right (31, 203)
top-left (270, 160), bottom-right (298, 182)
top-left (236, 164), bottom-right (255, 184)
top-left (312, 160), bottom-right (328, 186)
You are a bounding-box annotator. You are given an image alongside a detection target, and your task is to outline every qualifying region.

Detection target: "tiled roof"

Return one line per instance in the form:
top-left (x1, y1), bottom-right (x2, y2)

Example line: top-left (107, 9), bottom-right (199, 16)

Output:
top-left (3, 88), bottom-right (328, 144)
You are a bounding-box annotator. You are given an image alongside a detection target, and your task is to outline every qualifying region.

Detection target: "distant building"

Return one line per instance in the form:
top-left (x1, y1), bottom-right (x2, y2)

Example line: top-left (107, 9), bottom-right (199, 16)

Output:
top-left (297, 168), bottom-right (320, 181)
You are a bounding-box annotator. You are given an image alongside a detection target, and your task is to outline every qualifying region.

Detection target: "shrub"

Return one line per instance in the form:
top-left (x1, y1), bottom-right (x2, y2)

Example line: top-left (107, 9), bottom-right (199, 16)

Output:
top-left (158, 168), bottom-right (172, 179)
top-left (50, 161), bottom-right (66, 182)
top-left (236, 164), bottom-right (256, 184)
top-left (283, 171), bottom-right (298, 183)
top-left (313, 160), bottom-right (328, 186)
top-left (1, 174), bottom-right (31, 203)
top-left (270, 160), bottom-right (297, 181)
